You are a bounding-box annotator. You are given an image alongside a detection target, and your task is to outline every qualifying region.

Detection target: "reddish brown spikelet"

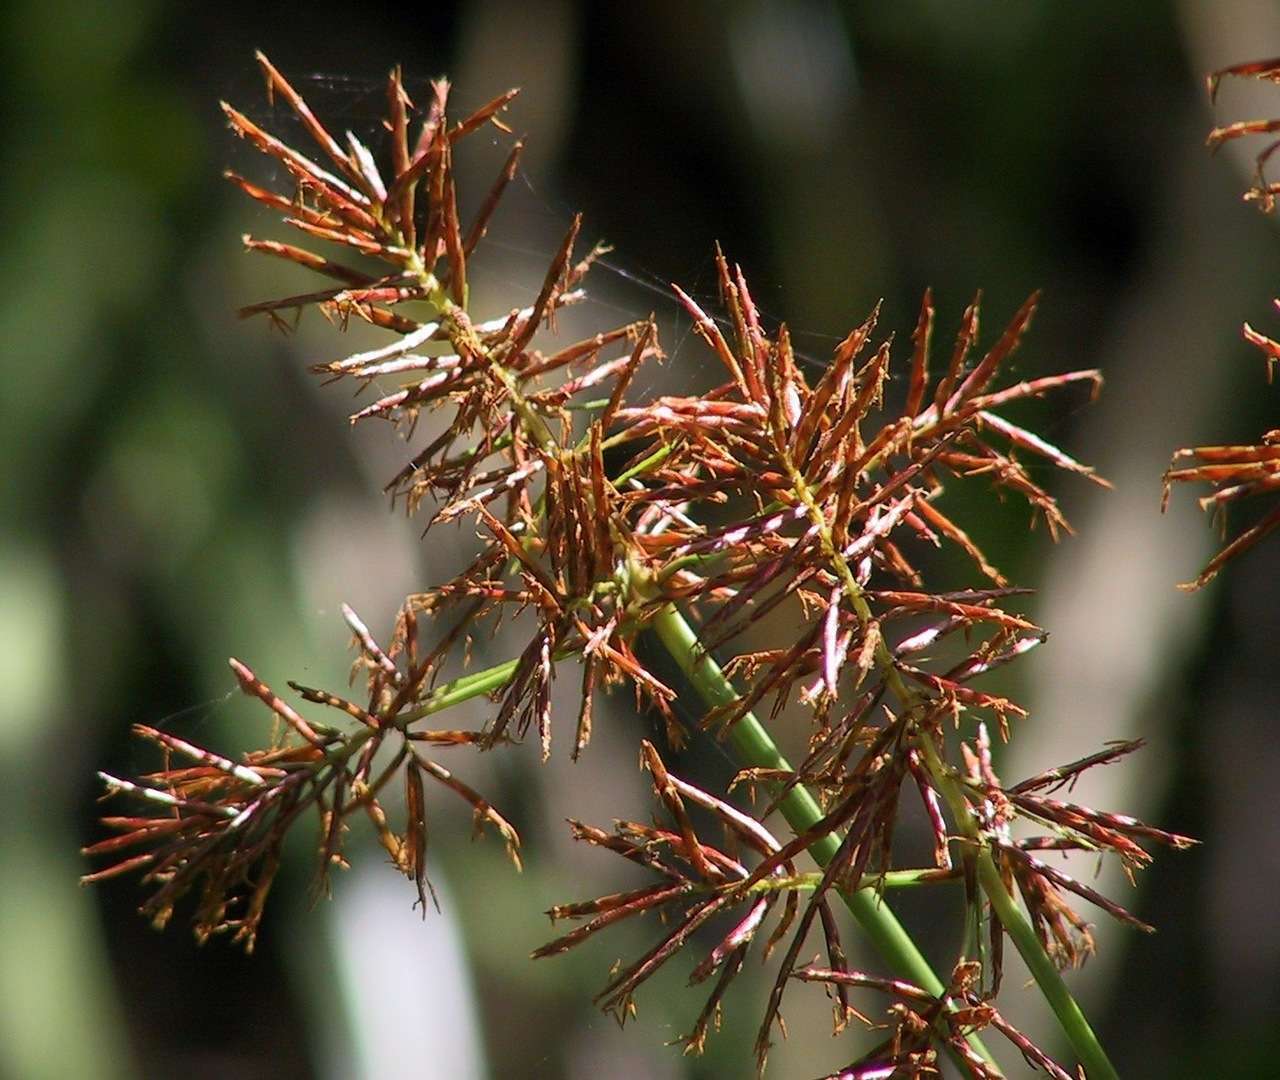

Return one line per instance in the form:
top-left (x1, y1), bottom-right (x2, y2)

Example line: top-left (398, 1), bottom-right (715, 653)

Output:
top-left (792, 964), bottom-right (1075, 1080)
top-left (1205, 56), bottom-right (1280, 210)
top-left (1164, 432), bottom-right (1280, 589)
top-left (1163, 86), bottom-right (1280, 588)
top-left (87, 598), bottom-right (520, 947)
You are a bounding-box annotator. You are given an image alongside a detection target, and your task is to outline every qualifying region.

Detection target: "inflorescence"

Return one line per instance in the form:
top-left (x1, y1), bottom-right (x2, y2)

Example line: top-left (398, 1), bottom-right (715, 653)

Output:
top-left (85, 54), bottom-right (1200, 1078)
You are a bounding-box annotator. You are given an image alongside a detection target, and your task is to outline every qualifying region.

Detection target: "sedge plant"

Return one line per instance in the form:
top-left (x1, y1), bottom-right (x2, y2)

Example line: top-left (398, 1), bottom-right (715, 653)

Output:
top-left (83, 54), bottom-right (1207, 1078)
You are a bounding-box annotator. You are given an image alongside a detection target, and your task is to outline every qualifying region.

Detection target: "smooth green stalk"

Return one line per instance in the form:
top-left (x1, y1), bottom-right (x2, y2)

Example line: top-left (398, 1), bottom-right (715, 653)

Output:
top-left (648, 602), bottom-right (1002, 1073)
top-left (738, 868), bottom-right (960, 897)
top-left (915, 733), bottom-right (1120, 1080)
top-left (976, 850), bottom-right (1118, 1080)
top-left (397, 657), bottom-right (521, 724)
top-left (912, 729), bottom-right (1118, 1078)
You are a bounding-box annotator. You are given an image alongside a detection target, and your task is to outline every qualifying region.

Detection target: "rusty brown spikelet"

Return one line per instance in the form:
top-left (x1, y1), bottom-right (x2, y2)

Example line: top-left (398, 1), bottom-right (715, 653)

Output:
top-left (1164, 59), bottom-right (1280, 588)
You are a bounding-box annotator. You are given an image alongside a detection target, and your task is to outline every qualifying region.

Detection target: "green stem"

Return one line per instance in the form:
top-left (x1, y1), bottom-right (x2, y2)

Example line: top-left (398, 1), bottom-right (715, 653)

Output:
top-left (397, 657), bottom-right (521, 724)
top-left (648, 602), bottom-right (1002, 1074)
top-left (977, 851), bottom-right (1118, 1079)
top-left (740, 868), bottom-right (960, 896)
top-left (914, 732), bottom-right (1118, 1080)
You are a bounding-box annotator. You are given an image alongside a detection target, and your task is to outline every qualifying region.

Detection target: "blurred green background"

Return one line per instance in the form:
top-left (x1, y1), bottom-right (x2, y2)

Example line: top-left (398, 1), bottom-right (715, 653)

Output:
top-left (4, 1), bottom-right (1280, 1077)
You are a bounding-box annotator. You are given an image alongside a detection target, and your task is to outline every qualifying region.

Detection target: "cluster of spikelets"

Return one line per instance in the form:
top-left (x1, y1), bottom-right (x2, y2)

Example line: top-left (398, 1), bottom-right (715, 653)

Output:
top-left (1164, 57), bottom-right (1280, 589)
top-left (85, 54), bottom-right (1199, 1077)
top-left (535, 731), bottom-right (1187, 1077)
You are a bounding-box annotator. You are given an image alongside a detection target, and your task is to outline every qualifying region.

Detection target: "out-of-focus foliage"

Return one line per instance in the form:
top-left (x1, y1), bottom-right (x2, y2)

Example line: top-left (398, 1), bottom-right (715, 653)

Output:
top-left (3, 2), bottom-right (1280, 1078)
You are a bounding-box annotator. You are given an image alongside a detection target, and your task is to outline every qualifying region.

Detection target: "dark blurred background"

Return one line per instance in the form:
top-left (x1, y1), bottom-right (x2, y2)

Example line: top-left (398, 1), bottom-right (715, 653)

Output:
top-left (4, 2), bottom-right (1280, 1077)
